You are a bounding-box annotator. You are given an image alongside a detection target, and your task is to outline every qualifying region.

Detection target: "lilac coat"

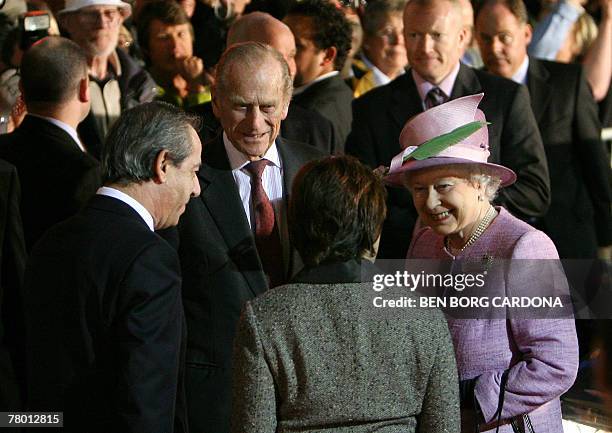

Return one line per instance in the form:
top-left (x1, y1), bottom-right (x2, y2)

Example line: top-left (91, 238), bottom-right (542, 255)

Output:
top-left (408, 207), bottom-right (578, 433)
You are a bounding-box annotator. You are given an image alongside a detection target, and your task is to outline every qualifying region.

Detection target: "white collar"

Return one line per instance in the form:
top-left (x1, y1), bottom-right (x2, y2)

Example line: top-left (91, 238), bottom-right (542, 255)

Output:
top-left (222, 132), bottom-right (282, 171)
top-left (360, 54), bottom-right (403, 87)
top-left (293, 70), bottom-right (339, 96)
top-left (28, 113), bottom-right (85, 152)
top-left (96, 186), bottom-right (155, 231)
top-left (511, 56), bottom-right (530, 86)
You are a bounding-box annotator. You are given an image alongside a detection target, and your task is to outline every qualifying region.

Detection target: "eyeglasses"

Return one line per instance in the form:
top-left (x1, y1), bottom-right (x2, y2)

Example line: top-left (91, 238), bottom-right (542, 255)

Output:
top-left (78, 8), bottom-right (120, 25)
top-left (375, 26), bottom-right (403, 42)
top-left (478, 32), bottom-right (514, 46)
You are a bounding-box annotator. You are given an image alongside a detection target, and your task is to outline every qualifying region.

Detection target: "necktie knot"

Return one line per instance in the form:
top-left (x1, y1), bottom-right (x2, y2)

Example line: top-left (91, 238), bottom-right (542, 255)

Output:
top-left (425, 87), bottom-right (447, 109)
top-left (245, 159), bottom-right (269, 179)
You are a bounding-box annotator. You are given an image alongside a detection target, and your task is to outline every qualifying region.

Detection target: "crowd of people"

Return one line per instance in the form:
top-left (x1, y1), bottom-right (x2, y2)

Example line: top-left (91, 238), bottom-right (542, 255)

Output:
top-left (0, 0), bottom-right (610, 431)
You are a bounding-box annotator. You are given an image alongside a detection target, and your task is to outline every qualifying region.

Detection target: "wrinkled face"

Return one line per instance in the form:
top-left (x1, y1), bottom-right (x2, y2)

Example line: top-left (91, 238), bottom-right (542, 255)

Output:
top-left (407, 167), bottom-right (484, 239)
top-left (283, 15), bottom-right (326, 87)
top-left (65, 5), bottom-right (123, 58)
top-left (158, 126), bottom-right (202, 229)
top-left (476, 3), bottom-right (531, 79)
top-left (403, 0), bottom-right (466, 84)
top-left (213, 60), bottom-right (289, 161)
top-left (363, 12), bottom-right (407, 76)
top-left (147, 20), bottom-right (193, 76)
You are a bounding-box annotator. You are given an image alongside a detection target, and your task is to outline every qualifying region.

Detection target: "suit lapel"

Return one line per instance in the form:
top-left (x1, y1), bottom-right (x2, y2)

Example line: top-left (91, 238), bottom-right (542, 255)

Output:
top-left (276, 137), bottom-right (302, 277)
top-left (389, 73), bottom-right (423, 129)
top-left (450, 63), bottom-right (483, 99)
top-left (526, 57), bottom-right (552, 125)
top-left (198, 136), bottom-right (268, 296)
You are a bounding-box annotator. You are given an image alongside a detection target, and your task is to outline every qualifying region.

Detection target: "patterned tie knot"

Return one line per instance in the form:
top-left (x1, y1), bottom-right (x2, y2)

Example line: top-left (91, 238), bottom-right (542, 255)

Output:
top-left (245, 159), bottom-right (269, 179)
top-left (425, 87), bottom-right (447, 109)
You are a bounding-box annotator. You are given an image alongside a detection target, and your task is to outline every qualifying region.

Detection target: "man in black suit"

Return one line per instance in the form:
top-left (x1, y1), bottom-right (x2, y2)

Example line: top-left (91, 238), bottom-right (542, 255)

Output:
top-left (0, 159), bottom-right (26, 429)
top-left (0, 37), bottom-right (101, 251)
top-left (475, 0), bottom-right (611, 259)
top-left (346, 0), bottom-right (550, 259)
top-left (284, 0), bottom-right (354, 147)
top-left (174, 42), bottom-right (323, 433)
top-left (23, 102), bottom-right (202, 433)
top-left (192, 11), bottom-right (339, 154)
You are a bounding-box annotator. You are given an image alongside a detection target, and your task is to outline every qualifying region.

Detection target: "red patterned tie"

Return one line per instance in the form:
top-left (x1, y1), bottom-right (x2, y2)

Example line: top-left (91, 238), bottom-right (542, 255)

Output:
top-left (425, 87), bottom-right (447, 109)
top-left (245, 160), bottom-right (285, 287)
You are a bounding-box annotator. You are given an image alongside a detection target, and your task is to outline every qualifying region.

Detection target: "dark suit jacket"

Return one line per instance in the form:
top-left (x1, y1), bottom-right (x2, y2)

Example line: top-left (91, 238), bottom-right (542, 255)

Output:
top-left (24, 195), bottom-right (187, 433)
top-left (0, 115), bottom-right (101, 251)
top-left (0, 160), bottom-right (25, 423)
top-left (174, 135), bottom-right (323, 433)
top-left (346, 63), bottom-right (550, 259)
top-left (292, 73), bottom-right (353, 148)
top-left (190, 101), bottom-right (338, 154)
top-left (526, 58), bottom-right (611, 258)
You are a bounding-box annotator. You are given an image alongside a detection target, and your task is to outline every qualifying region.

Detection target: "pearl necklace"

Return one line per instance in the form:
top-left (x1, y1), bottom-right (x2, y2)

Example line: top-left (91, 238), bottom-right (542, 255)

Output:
top-left (445, 206), bottom-right (497, 254)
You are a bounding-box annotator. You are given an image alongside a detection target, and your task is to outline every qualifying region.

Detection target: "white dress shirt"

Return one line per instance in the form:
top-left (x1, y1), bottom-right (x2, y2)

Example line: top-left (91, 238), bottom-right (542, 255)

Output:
top-left (97, 186), bottom-right (155, 231)
top-left (293, 71), bottom-right (340, 96)
top-left (511, 57), bottom-right (530, 86)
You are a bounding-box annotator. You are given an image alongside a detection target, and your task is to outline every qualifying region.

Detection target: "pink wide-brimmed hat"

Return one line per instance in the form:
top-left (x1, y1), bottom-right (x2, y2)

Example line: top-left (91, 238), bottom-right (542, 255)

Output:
top-left (384, 93), bottom-right (516, 187)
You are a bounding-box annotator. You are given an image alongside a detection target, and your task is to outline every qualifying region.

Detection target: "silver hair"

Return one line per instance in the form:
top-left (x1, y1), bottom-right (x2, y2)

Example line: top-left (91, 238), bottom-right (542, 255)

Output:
top-left (403, 163), bottom-right (502, 201)
top-left (101, 102), bottom-right (201, 185)
top-left (214, 41), bottom-right (293, 104)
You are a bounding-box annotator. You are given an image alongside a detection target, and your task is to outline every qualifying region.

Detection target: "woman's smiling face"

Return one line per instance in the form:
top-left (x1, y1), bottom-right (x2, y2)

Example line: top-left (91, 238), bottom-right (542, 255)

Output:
top-left (407, 166), bottom-right (485, 240)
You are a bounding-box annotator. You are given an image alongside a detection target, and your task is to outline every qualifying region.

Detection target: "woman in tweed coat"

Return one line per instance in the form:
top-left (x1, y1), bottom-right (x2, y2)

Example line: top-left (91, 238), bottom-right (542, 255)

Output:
top-left (388, 94), bottom-right (579, 432)
top-left (230, 156), bottom-right (460, 433)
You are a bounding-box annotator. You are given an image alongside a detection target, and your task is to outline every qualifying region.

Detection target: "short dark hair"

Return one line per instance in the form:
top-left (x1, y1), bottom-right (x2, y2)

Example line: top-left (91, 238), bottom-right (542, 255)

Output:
top-left (362, 0), bottom-right (407, 36)
top-left (474, 0), bottom-right (528, 24)
top-left (137, 0), bottom-right (193, 56)
top-left (102, 102), bottom-right (201, 185)
top-left (286, 0), bottom-right (352, 70)
top-left (20, 36), bottom-right (87, 108)
top-left (290, 156), bottom-right (387, 267)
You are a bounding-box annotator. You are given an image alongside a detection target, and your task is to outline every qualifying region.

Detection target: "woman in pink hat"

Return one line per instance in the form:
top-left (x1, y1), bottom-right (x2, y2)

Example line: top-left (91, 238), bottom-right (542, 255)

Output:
top-left (388, 94), bottom-right (579, 433)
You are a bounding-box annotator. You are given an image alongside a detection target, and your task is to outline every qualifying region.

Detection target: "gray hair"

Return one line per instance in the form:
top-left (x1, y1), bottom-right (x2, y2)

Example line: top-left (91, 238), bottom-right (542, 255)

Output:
top-left (362, 0), bottom-right (407, 36)
top-left (403, 163), bottom-right (502, 201)
top-left (101, 102), bottom-right (201, 185)
top-left (214, 41), bottom-right (293, 103)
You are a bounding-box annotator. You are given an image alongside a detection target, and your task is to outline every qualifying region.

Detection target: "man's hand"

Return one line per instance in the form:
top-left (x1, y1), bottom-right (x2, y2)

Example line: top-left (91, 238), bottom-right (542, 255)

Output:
top-left (177, 56), bottom-right (206, 93)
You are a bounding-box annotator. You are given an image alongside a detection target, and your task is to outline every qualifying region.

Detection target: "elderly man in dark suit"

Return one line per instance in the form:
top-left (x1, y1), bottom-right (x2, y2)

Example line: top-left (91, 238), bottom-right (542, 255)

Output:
top-left (0, 159), bottom-right (25, 430)
top-left (474, 0), bottom-right (612, 259)
top-left (284, 0), bottom-right (354, 147)
top-left (173, 42), bottom-right (323, 433)
top-left (23, 102), bottom-right (201, 433)
top-left (0, 37), bottom-right (101, 252)
top-left (346, 0), bottom-right (550, 259)
top-left (192, 11), bottom-right (339, 154)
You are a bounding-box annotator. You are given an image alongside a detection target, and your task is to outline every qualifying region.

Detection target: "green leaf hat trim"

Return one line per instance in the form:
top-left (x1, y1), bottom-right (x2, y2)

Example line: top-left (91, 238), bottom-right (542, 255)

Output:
top-left (404, 120), bottom-right (489, 162)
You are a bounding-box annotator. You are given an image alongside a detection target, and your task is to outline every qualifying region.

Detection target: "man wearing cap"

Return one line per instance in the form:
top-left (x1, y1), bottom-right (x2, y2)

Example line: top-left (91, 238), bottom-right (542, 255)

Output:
top-left (474, 0), bottom-right (611, 260)
top-left (345, 0), bottom-right (550, 260)
top-left (59, 0), bottom-right (157, 159)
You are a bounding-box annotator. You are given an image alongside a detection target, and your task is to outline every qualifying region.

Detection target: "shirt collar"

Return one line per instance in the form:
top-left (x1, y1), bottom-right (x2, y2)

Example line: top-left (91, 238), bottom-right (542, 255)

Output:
top-left (293, 70), bottom-right (339, 96)
top-left (28, 113), bottom-right (85, 152)
top-left (412, 61), bottom-right (461, 102)
top-left (360, 53), bottom-right (403, 87)
top-left (96, 186), bottom-right (155, 231)
top-left (511, 56), bottom-right (529, 86)
top-left (222, 132), bottom-right (282, 171)
top-left (88, 50), bottom-right (122, 79)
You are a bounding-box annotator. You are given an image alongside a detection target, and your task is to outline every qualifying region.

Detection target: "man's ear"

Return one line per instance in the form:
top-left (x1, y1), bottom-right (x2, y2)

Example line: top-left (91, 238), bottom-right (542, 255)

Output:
top-left (153, 149), bottom-right (171, 184)
top-left (458, 25), bottom-right (469, 51)
top-left (321, 46), bottom-right (337, 67)
top-left (524, 23), bottom-right (533, 45)
top-left (78, 77), bottom-right (90, 103)
top-left (281, 100), bottom-right (289, 120)
top-left (211, 90), bottom-right (221, 120)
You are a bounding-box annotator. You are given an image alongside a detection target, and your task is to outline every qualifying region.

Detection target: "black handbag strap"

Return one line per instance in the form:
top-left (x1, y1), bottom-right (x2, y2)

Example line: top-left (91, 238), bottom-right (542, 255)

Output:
top-left (494, 369), bottom-right (536, 433)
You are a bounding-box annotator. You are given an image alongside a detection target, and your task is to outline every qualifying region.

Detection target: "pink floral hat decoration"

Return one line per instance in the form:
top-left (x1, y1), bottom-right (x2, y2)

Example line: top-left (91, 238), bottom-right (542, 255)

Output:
top-left (384, 93), bottom-right (516, 187)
